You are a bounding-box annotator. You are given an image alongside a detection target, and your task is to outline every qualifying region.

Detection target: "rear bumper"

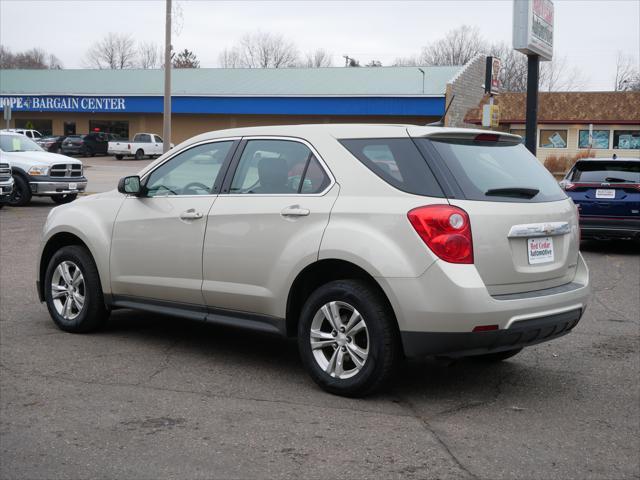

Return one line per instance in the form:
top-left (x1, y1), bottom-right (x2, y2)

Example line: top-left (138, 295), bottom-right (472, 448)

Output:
top-left (401, 308), bottom-right (582, 358)
top-left (379, 252), bottom-right (590, 357)
top-left (579, 216), bottom-right (640, 239)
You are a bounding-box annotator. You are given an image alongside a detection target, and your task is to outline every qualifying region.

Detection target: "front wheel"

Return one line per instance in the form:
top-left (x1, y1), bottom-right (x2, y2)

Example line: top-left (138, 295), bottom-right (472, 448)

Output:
top-left (298, 280), bottom-right (401, 397)
top-left (44, 245), bottom-right (109, 333)
top-left (51, 193), bottom-right (78, 204)
top-left (8, 175), bottom-right (31, 206)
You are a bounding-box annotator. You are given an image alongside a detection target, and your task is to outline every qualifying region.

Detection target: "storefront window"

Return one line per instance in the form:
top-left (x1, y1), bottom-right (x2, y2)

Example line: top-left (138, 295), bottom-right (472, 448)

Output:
top-left (578, 130), bottom-right (610, 149)
top-left (64, 122), bottom-right (76, 136)
top-left (89, 120), bottom-right (129, 139)
top-left (613, 130), bottom-right (640, 150)
top-left (15, 119), bottom-right (53, 136)
top-left (539, 129), bottom-right (567, 148)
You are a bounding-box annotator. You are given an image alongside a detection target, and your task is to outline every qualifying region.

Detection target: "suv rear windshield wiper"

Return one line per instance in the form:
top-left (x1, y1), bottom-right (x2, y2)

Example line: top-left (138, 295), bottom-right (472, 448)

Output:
top-left (485, 187), bottom-right (540, 199)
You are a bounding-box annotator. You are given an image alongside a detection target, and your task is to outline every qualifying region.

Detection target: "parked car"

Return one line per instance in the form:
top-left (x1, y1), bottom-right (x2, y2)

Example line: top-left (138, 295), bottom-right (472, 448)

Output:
top-left (108, 133), bottom-right (172, 160)
top-left (0, 128), bottom-right (43, 140)
top-left (561, 158), bottom-right (640, 240)
top-left (0, 160), bottom-right (14, 208)
top-left (36, 135), bottom-right (67, 154)
top-left (37, 125), bottom-right (590, 397)
top-left (61, 133), bottom-right (110, 157)
top-left (0, 132), bottom-right (87, 206)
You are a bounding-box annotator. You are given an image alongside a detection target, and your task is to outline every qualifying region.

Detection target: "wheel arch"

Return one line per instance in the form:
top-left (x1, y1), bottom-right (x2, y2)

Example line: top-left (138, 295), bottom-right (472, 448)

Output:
top-left (38, 232), bottom-right (103, 304)
top-left (285, 258), bottom-right (401, 341)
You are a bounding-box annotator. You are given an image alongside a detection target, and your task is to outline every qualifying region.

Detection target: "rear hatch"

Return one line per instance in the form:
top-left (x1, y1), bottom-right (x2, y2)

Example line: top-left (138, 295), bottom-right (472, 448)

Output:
top-left (410, 129), bottom-right (580, 295)
top-left (563, 160), bottom-right (640, 219)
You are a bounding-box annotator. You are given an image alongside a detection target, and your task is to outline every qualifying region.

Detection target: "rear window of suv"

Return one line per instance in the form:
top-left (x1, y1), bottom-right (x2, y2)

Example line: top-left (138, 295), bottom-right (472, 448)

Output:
top-left (339, 138), bottom-right (444, 197)
top-left (422, 139), bottom-right (567, 203)
top-left (569, 160), bottom-right (640, 183)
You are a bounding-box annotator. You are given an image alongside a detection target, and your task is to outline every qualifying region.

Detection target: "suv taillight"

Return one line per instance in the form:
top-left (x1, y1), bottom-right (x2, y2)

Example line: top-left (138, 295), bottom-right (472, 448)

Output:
top-left (408, 205), bottom-right (473, 264)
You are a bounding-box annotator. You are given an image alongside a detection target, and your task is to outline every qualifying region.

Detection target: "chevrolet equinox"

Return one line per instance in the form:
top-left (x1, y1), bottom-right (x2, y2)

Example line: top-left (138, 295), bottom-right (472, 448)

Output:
top-left (37, 125), bottom-right (590, 396)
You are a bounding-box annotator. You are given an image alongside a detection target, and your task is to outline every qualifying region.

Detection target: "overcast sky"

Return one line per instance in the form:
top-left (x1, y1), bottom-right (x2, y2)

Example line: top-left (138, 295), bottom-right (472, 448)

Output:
top-left (1, 0), bottom-right (638, 90)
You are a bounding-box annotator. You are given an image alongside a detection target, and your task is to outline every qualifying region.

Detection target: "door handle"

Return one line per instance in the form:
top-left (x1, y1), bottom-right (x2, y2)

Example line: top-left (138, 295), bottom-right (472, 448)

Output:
top-left (180, 209), bottom-right (203, 220)
top-left (281, 205), bottom-right (310, 217)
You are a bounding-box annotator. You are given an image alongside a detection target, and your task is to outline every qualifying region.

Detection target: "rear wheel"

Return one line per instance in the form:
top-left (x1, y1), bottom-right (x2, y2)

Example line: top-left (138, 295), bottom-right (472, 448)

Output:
top-left (298, 280), bottom-right (401, 397)
top-left (8, 175), bottom-right (31, 206)
top-left (51, 193), bottom-right (78, 204)
top-left (44, 245), bottom-right (109, 333)
top-left (470, 348), bottom-right (523, 362)
top-left (135, 149), bottom-right (145, 160)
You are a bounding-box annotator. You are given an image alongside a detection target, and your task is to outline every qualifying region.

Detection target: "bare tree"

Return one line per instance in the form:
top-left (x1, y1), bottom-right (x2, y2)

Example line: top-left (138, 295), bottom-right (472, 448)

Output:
top-left (0, 45), bottom-right (63, 69)
top-left (303, 49), bottom-right (333, 68)
top-left (138, 41), bottom-right (161, 69)
top-left (220, 32), bottom-right (299, 68)
top-left (539, 55), bottom-right (587, 92)
top-left (172, 48), bottom-right (200, 68)
top-left (392, 56), bottom-right (419, 67)
top-left (419, 25), bottom-right (487, 66)
top-left (614, 51), bottom-right (640, 91)
top-left (219, 47), bottom-right (243, 68)
top-left (84, 33), bottom-right (137, 69)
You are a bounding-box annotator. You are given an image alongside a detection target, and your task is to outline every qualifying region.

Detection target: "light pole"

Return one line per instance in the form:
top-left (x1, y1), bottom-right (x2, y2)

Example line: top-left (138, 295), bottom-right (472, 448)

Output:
top-left (418, 68), bottom-right (425, 94)
top-left (162, 0), bottom-right (172, 153)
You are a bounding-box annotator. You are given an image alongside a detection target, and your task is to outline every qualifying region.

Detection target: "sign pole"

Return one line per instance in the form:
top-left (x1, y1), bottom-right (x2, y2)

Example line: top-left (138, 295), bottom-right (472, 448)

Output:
top-left (162, 0), bottom-right (172, 154)
top-left (525, 54), bottom-right (539, 155)
top-left (3, 105), bottom-right (11, 130)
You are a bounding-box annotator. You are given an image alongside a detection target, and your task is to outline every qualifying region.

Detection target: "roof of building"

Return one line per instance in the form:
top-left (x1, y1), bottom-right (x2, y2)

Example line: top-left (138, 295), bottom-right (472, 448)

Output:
top-left (0, 66), bottom-right (461, 97)
top-left (465, 91), bottom-right (640, 125)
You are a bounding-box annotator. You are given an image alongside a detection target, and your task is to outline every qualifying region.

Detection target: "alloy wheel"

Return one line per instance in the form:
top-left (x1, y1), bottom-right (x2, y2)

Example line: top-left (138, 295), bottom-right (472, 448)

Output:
top-left (309, 301), bottom-right (369, 379)
top-left (50, 260), bottom-right (85, 320)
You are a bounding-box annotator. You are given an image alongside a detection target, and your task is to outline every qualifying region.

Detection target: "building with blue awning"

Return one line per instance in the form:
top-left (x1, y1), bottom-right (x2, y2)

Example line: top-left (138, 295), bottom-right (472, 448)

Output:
top-left (0, 59), bottom-right (486, 142)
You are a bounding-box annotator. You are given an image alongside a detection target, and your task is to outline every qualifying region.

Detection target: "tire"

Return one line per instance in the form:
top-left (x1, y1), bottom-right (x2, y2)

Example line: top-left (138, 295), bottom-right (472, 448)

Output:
top-left (135, 149), bottom-right (145, 160)
top-left (298, 280), bottom-right (401, 397)
top-left (44, 245), bottom-right (109, 333)
top-left (8, 175), bottom-right (31, 206)
top-left (56, 147), bottom-right (63, 154)
top-left (115, 155), bottom-right (124, 160)
top-left (51, 193), bottom-right (78, 204)
top-left (83, 146), bottom-right (94, 158)
top-left (469, 348), bottom-right (523, 362)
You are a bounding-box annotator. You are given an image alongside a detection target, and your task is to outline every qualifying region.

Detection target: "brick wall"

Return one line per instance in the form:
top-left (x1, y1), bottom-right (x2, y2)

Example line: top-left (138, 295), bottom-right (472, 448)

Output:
top-left (445, 55), bottom-right (487, 128)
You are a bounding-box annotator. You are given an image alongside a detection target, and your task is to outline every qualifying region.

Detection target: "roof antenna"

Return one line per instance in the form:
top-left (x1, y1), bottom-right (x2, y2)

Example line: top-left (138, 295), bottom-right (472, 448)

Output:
top-left (428, 94), bottom-right (455, 127)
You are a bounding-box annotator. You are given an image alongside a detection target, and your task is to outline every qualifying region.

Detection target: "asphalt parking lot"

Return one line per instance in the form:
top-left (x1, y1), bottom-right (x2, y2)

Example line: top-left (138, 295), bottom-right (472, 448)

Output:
top-left (1, 156), bottom-right (639, 479)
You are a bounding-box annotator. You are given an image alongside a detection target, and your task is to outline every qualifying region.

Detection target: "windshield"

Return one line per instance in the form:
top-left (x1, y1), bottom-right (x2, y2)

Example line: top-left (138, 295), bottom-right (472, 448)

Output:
top-left (0, 134), bottom-right (44, 152)
top-left (424, 139), bottom-right (566, 202)
top-left (569, 161), bottom-right (640, 183)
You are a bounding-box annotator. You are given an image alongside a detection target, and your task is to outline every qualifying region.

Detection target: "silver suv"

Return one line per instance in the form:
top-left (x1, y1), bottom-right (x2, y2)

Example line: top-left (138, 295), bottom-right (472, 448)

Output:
top-left (37, 125), bottom-right (590, 396)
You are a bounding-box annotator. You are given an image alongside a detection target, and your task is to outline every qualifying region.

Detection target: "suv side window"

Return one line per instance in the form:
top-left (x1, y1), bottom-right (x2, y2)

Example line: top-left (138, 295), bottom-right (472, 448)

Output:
top-left (229, 139), bottom-right (330, 194)
top-left (145, 141), bottom-right (234, 197)
top-left (340, 138), bottom-right (444, 197)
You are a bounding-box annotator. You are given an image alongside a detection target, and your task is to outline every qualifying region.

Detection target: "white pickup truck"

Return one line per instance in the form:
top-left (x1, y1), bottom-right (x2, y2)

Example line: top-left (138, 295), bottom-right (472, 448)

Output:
top-left (108, 133), bottom-right (172, 160)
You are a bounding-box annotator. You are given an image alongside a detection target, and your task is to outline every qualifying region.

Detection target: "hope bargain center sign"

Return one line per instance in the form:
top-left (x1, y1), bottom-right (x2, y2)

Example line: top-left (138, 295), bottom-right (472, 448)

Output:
top-left (0, 96), bottom-right (127, 112)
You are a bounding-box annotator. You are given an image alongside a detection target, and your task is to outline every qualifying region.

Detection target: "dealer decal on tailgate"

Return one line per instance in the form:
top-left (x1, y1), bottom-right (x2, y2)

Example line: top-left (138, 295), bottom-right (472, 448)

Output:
top-left (527, 237), bottom-right (554, 264)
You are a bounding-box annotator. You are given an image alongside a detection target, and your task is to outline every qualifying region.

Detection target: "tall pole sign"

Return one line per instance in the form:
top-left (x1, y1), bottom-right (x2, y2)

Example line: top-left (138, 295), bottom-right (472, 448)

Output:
top-left (513, 0), bottom-right (554, 155)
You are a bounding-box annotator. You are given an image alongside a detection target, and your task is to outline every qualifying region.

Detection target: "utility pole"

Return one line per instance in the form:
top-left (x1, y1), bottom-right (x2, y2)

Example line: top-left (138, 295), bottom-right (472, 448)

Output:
top-left (162, 0), bottom-right (172, 153)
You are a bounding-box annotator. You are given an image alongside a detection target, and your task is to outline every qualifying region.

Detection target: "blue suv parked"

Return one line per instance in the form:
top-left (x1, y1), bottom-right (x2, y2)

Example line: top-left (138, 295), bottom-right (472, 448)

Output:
top-left (561, 158), bottom-right (640, 240)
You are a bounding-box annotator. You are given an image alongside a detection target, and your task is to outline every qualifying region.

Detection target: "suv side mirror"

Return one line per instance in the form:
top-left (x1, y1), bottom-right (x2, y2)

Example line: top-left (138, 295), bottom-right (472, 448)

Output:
top-left (118, 175), bottom-right (142, 196)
